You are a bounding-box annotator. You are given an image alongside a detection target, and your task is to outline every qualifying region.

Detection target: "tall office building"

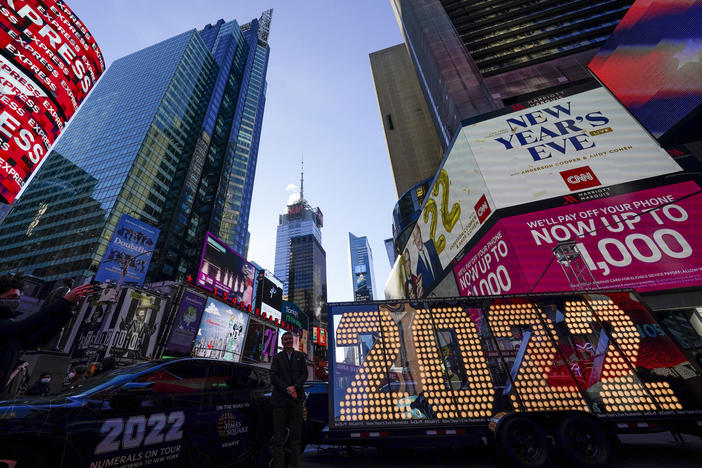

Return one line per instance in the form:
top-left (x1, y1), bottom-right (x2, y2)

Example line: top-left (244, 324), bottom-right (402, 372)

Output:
top-left (390, 0), bottom-right (633, 146)
top-left (0, 11), bottom-right (272, 282)
top-left (288, 233), bottom-right (327, 328)
top-left (273, 169), bottom-right (323, 297)
top-left (348, 233), bottom-right (376, 302)
top-left (370, 45), bottom-right (444, 197)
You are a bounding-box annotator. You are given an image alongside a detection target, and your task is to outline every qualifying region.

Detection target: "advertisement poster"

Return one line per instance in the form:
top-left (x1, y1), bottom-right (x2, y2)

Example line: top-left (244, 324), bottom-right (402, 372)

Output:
top-left (257, 271), bottom-right (282, 322)
top-left (193, 297), bottom-right (249, 362)
top-left (164, 290), bottom-right (208, 355)
top-left (464, 86), bottom-right (681, 208)
top-left (328, 293), bottom-right (702, 430)
top-left (197, 233), bottom-right (255, 308)
top-left (0, 0), bottom-right (104, 204)
top-left (454, 181), bottom-right (702, 295)
top-left (94, 214), bottom-right (160, 286)
top-left (386, 84), bottom-right (682, 300)
top-left (68, 298), bottom-right (116, 360)
top-left (104, 289), bottom-right (166, 360)
top-left (242, 320), bottom-right (278, 364)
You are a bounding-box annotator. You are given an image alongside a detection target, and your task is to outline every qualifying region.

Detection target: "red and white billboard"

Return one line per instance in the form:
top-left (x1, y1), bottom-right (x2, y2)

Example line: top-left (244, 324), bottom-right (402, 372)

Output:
top-left (454, 180), bottom-right (702, 295)
top-left (0, 0), bottom-right (104, 203)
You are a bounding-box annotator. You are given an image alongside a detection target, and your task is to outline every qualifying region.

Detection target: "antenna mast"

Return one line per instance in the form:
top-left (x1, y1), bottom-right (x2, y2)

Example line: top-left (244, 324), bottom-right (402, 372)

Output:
top-left (300, 154), bottom-right (304, 202)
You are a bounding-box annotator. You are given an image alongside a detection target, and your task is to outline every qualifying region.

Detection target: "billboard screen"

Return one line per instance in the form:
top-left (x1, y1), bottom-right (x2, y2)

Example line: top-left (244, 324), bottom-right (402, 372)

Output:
top-left (588, 0), bottom-right (702, 144)
top-left (328, 293), bottom-right (702, 429)
top-left (242, 320), bottom-right (278, 364)
top-left (454, 180), bottom-right (702, 295)
top-left (104, 289), bottom-right (166, 360)
top-left (386, 84), bottom-right (681, 299)
top-left (193, 297), bottom-right (249, 362)
top-left (257, 270), bottom-right (282, 323)
top-left (0, 0), bottom-right (104, 204)
top-left (164, 290), bottom-right (207, 355)
top-left (197, 233), bottom-right (255, 308)
top-left (94, 214), bottom-right (160, 286)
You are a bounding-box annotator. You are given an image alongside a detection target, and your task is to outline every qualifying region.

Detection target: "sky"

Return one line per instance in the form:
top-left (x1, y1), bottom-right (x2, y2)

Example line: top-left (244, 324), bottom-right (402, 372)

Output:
top-left (61, 0), bottom-right (405, 303)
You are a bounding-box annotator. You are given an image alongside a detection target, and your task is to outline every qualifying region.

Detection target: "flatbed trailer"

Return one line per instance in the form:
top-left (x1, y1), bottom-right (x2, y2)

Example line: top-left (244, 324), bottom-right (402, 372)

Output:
top-left (309, 290), bottom-right (702, 467)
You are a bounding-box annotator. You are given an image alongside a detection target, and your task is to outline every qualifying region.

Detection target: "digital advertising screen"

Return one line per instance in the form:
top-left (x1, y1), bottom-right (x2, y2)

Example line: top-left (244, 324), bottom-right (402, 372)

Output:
top-left (386, 83), bottom-right (681, 300)
top-left (0, 0), bottom-right (104, 204)
top-left (328, 293), bottom-right (702, 429)
top-left (464, 85), bottom-right (681, 208)
top-left (453, 180), bottom-right (702, 295)
top-left (588, 0), bottom-right (702, 144)
top-left (193, 297), bottom-right (250, 362)
top-left (94, 214), bottom-right (160, 286)
top-left (164, 290), bottom-right (208, 355)
top-left (197, 233), bottom-right (255, 308)
top-left (242, 320), bottom-right (278, 364)
top-left (104, 289), bottom-right (166, 360)
top-left (257, 270), bottom-right (282, 323)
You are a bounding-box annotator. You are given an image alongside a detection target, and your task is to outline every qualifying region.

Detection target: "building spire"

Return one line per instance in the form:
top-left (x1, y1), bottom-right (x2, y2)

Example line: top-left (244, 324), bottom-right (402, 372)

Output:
top-left (300, 153), bottom-right (304, 202)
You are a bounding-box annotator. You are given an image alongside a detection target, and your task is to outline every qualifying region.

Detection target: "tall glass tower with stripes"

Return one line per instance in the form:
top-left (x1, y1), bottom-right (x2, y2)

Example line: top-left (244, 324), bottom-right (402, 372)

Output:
top-left (0, 11), bottom-right (272, 282)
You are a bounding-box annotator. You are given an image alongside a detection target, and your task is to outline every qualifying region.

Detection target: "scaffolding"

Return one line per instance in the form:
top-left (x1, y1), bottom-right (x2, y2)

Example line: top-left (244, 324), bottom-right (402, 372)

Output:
top-left (552, 240), bottom-right (599, 290)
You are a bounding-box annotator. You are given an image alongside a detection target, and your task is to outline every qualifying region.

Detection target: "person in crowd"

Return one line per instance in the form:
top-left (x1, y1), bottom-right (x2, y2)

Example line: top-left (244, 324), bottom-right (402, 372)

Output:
top-left (0, 276), bottom-right (93, 394)
top-left (270, 331), bottom-right (307, 468)
top-left (67, 365), bottom-right (89, 387)
top-left (26, 372), bottom-right (52, 396)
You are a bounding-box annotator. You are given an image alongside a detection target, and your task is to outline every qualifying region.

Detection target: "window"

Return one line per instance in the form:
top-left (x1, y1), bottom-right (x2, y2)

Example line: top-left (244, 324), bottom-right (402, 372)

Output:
top-left (137, 361), bottom-right (208, 393)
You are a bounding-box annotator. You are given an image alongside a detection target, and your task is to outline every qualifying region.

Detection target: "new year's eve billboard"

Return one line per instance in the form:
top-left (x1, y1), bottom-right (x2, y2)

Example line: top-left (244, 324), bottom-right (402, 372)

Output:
top-left (193, 297), bottom-right (249, 362)
top-left (386, 83), bottom-right (682, 299)
top-left (94, 214), bottom-right (160, 286)
top-left (197, 233), bottom-right (255, 308)
top-left (454, 180), bottom-right (702, 295)
top-left (588, 0), bottom-right (702, 144)
top-left (0, 0), bottom-right (104, 203)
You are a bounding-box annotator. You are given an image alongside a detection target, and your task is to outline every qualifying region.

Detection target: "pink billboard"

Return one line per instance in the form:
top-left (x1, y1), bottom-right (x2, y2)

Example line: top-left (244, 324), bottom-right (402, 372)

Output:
top-left (454, 181), bottom-right (702, 294)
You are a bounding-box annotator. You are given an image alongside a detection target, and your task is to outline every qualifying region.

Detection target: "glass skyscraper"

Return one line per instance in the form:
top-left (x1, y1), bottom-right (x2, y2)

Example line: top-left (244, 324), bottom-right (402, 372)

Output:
top-left (0, 11), bottom-right (272, 282)
top-left (348, 233), bottom-right (376, 302)
top-left (273, 198), bottom-right (323, 298)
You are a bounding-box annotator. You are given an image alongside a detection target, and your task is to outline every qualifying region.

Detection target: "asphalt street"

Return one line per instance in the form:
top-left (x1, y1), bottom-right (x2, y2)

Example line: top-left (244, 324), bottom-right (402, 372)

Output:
top-left (300, 432), bottom-right (702, 467)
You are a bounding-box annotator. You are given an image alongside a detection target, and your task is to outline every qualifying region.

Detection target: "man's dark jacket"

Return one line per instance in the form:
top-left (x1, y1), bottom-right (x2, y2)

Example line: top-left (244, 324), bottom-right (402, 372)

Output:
top-left (270, 349), bottom-right (307, 406)
top-left (0, 298), bottom-right (73, 393)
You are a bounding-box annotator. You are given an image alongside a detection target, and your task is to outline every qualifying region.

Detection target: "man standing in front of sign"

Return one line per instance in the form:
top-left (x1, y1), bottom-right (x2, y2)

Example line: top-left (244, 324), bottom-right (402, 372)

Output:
top-left (270, 331), bottom-right (307, 468)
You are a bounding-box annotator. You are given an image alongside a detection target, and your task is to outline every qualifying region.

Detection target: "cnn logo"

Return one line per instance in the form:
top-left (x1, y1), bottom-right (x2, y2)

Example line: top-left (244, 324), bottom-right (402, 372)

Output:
top-left (474, 194), bottom-right (491, 223)
top-left (560, 166), bottom-right (601, 191)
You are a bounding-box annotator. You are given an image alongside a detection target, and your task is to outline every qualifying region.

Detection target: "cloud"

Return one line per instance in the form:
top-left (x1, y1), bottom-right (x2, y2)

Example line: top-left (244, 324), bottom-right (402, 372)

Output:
top-left (204, 302), bottom-right (220, 317)
top-left (286, 183), bottom-right (300, 204)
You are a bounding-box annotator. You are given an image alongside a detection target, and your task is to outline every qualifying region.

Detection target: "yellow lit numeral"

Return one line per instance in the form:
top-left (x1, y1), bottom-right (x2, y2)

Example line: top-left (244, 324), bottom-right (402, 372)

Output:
top-left (411, 307), bottom-right (494, 419)
top-left (433, 169), bottom-right (461, 233)
top-left (423, 199), bottom-right (446, 254)
top-left (565, 299), bottom-right (682, 412)
top-left (487, 302), bottom-right (590, 412)
top-left (335, 310), bottom-right (405, 422)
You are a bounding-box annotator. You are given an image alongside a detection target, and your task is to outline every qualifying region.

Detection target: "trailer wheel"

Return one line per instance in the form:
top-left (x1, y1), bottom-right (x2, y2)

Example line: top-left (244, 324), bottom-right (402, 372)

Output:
top-left (556, 415), bottom-right (611, 468)
top-left (496, 416), bottom-right (551, 468)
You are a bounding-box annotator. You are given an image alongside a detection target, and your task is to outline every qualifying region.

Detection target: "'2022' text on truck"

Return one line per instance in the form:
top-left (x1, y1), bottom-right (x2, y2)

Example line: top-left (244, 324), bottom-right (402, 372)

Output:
top-left (310, 291), bottom-right (702, 467)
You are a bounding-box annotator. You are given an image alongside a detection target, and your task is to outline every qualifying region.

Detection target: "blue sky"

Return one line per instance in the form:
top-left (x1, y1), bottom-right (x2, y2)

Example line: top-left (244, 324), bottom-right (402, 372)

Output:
top-left (64, 0), bottom-right (405, 302)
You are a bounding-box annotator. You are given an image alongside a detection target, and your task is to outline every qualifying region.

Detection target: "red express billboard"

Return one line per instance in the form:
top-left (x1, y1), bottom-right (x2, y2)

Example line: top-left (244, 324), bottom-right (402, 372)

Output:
top-left (454, 180), bottom-right (702, 295)
top-left (0, 0), bottom-right (104, 203)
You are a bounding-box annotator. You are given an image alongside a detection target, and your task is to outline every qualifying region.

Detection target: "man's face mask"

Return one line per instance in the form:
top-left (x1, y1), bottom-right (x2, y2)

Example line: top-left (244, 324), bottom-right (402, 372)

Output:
top-left (41, 377), bottom-right (51, 384)
top-left (0, 298), bottom-right (20, 313)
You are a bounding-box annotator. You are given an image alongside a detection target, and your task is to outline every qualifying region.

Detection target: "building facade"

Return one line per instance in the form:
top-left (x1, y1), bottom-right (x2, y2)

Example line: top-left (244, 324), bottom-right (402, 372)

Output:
top-left (0, 12), bottom-right (272, 282)
top-left (348, 233), bottom-right (376, 301)
top-left (288, 234), bottom-right (327, 332)
top-left (273, 199), bottom-right (323, 297)
top-left (390, 0), bottom-right (633, 146)
top-left (370, 44), bottom-right (444, 197)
